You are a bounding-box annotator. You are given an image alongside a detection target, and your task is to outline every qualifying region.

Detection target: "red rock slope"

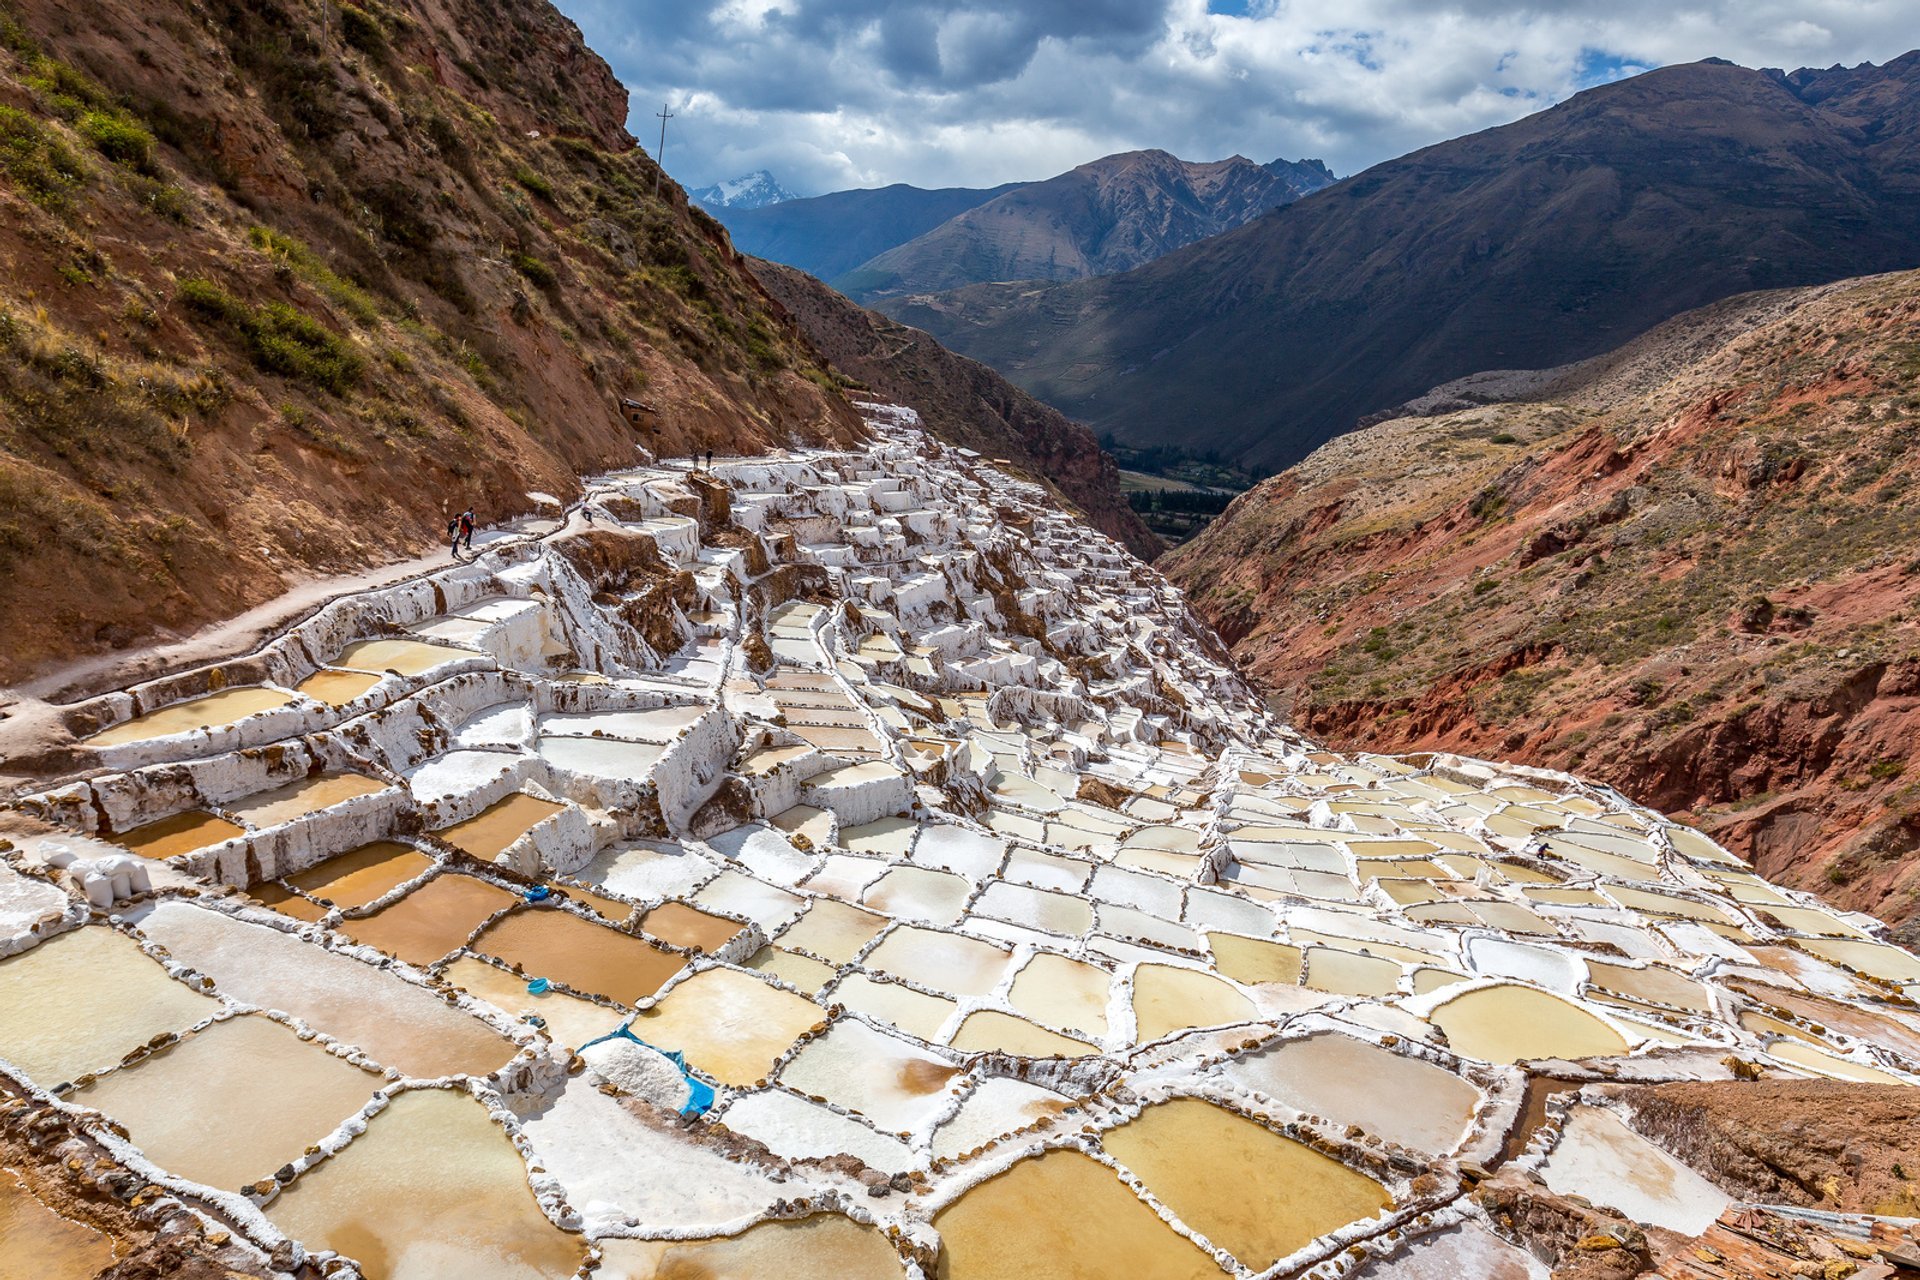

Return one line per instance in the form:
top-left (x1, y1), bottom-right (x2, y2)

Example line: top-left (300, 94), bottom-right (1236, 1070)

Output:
top-left (1166, 270), bottom-right (1920, 933)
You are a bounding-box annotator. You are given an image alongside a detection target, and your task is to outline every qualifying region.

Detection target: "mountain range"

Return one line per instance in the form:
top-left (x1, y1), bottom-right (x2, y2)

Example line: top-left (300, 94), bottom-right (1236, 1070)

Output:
top-left (711, 181), bottom-right (1024, 283)
top-left (688, 168), bottom-right (799, 210)
top-left (888, 55), bottom-right (1920, 470)
top-left (837, 151), bottom-right (1335, 300)
top-left (703, 150), bottom-right (1334, 302)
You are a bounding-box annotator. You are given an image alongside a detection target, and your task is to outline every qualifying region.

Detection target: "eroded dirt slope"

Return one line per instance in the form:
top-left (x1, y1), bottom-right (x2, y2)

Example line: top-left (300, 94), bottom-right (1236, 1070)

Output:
top-left (1167, 269), bottom-right (1920, 929)
top-left (0, 0), bottom-right (859, 684)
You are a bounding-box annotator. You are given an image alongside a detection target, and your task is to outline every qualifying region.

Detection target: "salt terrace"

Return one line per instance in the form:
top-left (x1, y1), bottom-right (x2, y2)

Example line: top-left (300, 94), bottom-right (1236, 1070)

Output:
top-left (3, 403), bottom-right (1919, 1279)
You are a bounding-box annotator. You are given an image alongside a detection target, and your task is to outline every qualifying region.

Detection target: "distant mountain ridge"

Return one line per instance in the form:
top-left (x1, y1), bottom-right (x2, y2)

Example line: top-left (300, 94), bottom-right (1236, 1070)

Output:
top-left (887, 54), bottom-right (1920, 470)
top-left (839, 150), bottom-right (1335, 300)
top-left (689, 169), bottom-right (799, 210)
top-left (710, 182), bottom-right (1024, 282)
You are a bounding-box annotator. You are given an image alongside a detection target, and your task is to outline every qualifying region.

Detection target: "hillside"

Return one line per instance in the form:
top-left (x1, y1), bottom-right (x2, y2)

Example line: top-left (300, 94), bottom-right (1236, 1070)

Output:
top-left (1164, 268), bottom-right (1920, 930)
top-left (751, 258), bottom-right (1158, 559)
top-left (842, 150), bottom-right (1332, 300)
top-left (707, 180), bottom-right (1020, 282)
top-left (891, 55), bottom-right (1920, 470)
top-left (0, 0), bottom-right (860, 686)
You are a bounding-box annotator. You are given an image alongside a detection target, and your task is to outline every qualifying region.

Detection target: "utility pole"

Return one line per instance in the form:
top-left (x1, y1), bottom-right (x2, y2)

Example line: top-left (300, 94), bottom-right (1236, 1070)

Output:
top-left (653, 102), bottom-right (674, 198)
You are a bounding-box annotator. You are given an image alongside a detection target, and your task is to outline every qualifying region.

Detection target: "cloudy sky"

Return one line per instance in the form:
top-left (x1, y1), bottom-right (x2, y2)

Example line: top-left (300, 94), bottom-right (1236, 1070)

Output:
top-left (553, 1), bottom-right (1916, 195)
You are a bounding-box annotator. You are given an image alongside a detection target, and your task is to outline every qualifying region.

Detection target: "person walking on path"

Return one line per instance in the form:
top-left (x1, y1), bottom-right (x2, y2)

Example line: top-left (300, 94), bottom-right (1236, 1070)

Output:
top-left (450, 507), bottom-right (476, 558)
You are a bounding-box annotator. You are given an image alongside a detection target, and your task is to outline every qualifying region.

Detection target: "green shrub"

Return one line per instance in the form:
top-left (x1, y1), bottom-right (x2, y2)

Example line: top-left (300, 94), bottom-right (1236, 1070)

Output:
top-left (77, 109), bottom-right (154, 171)
top-left (176, 278), bottom-right (362, 393)
top-left (510, 252), bottom-right (556, 288)
top-left (1489, 432), bottom-right (1518, 445)
top-left (513, 167), bottom-right (555, 202)
top-left (339, 3), bottom-right (386, 54)
top-left (0, 105), bottom-right (85, 206)
top-left (245, 225), bottom-right (380, 324)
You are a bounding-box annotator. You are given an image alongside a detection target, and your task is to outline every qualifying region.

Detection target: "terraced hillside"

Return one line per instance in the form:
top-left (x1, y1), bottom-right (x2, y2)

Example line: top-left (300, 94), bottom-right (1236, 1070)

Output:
top-left (4, 407), bottom-right (1920, 1278)
top-left (1168, 269), bottom-right (1920, 931)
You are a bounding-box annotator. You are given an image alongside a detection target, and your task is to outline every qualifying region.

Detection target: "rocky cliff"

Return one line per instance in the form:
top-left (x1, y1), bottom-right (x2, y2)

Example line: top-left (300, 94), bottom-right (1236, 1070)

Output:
top-left (1166, 269), bottom-right (1920, 929)
top-left (0, 0), bottom-right (859, 685)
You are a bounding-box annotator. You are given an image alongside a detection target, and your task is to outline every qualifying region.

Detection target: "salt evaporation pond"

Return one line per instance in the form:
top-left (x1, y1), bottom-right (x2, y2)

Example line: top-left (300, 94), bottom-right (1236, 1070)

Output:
top-left (631, 966), bottom-right (820, 1085)
top-left (0, 927), bottom-right (216, 1084)
top-left (136, 901), bottom-right (515, 1077)
top-left (15, 415), bottom-right (1920, 1279)
top-left (266, 1088), bottom-right (585, 1280)
top-left (72, 1013), bottom-right (381, 1193)
top-left (0, 1166), bottom-right (116, 1279)
top-left (1103, 1098), bottom-right (1391, 1270)
top-left (1430, 984), bottom-right (1632, 1063)
top-left (598, 1215), bottom-right (904, 1279)
top-left (342, 873), bottom-right (517, 967)
top-left (933, 1150), bottom-right (1221, 1280)
top-left (1224, 1032), bottom-right (1481, 1154)
top-left (85, 686), bottom-right (296, 745)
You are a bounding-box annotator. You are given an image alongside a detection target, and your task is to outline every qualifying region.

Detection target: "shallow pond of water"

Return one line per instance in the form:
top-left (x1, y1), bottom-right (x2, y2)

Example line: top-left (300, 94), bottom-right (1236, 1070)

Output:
top-left (778, 1019), bottom-right (962, 1132)
top-left (1131, 963), bottom-right (1256, 1042)
top-left (743, 946), bottom-right (838, 994)
top-left (87, 686), bottom-right (296, 745)
top-left (1585, 961), bottom-right (1713, 1012)
top-left (287, 842), bottom-right (434, 909)
top-left (1303, 946), bottom-right (1403, 997)
top-left (1207, 933), bottom-right (1304, 986)
top-left (340, 874), bottom-right (517, 967)
top-left (0, 1166), bottom-right (116, 1279)
top-left (267, 1088), bottom-right (584, 1280)
top-left (632, 967), bottom-right (820, 1085)
top-left (1225, 1032), bottom-right (1481, 1154)
top-left (438, 794), bottom-right (568, 860)
top-left (111, 810), bottom-right (246, 860)
top-left (444, 956), bottom-right (618, 1051)
top-left (639, 901), bottom-right (741, 953)
top-left (295, 670), bottom-right (383, 707)
top-left (833, 972), bottom-right (956, 1040)
top-left (137, 902), bottom-right (515, 1078)
top-left (931, 1077), bottom-right (1074, 1159)
top-left (1429, 985), bottom-right (1630, 1064)
top-left (475, 908), bottom-right (685, 1006)
top-left (1102, 1098), bottom-right (1391, 1270)
top-left (864, 926), bottom-right (1011, 998)
top-left (598, 1213), bottom-right (905, 1279)
top-left (950, 1010), bottom-right (1096, 1058)
top-left (862, 866), bottom-right (972, 925)
top-left (334, 638), bottom-right (479, 678)
top-left (1007, 952), bottom-right (1111, 1037)
top-left (778, 899), bottom-right (889, 964)
top-left (73, 1013), bottom-right (381, 1193)
top-left (0, 927), bottom-right (216, 1085)
top-left (228, 773), bottom-right (389, 827)
top-left (932, 1148), bottom-right (1218, 1280)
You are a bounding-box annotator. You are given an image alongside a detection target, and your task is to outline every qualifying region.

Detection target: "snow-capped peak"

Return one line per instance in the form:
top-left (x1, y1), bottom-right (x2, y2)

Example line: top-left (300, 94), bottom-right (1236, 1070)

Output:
top-left (689, 170), bottom-right (800, 211)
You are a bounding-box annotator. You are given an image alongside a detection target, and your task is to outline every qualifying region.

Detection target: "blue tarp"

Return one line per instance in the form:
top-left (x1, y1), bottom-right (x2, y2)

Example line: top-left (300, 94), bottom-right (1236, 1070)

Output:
top-left (576, 1023), bottom-right (715, 1116)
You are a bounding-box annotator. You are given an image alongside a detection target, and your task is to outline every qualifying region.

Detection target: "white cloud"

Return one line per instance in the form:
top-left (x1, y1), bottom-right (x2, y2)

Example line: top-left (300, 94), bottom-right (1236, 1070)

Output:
top-left (555, 0), bottom-right (1918, 192)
